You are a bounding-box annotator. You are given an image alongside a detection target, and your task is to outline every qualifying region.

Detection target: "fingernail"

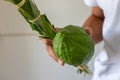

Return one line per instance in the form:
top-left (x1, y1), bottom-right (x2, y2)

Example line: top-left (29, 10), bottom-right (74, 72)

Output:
top-left (58, 60), bottom-right (63, 66)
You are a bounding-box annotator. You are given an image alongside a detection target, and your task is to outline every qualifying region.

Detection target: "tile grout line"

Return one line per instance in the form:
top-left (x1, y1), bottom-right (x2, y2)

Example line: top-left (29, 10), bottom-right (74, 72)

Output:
top-left (0, 33), bottom-right (39, 37)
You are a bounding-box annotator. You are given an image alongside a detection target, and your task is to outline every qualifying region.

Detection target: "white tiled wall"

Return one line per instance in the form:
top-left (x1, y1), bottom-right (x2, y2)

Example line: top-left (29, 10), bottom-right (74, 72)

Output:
top-left (0, 0), bottom-right (103, 80)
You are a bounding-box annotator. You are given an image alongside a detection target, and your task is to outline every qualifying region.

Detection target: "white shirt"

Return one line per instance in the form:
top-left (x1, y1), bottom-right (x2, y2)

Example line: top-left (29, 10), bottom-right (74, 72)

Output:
top-left (84, 0), bottom-right (120, 80)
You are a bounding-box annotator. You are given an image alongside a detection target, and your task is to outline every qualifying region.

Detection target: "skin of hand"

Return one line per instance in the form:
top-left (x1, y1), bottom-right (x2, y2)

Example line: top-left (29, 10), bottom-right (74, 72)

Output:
top-left (41, 6), bottom-right (104, 66)
top-left (41, 28), bottom-right (65, 66)
top-left (83, 6), bottom-right (104, 44)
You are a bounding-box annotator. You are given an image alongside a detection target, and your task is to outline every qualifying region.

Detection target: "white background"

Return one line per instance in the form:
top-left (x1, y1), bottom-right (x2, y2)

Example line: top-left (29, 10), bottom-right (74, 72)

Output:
top-left (0, 0), bottom-right (103, 80)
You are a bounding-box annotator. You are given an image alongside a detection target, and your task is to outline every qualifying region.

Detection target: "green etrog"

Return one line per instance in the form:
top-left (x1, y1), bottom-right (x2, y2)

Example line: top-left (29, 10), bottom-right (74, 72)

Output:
top-left (53, 25), bottom-right (94, 74)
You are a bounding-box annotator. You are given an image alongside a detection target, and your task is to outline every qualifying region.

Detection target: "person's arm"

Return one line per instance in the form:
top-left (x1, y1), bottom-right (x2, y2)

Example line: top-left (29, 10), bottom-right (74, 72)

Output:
top-left (41, 6), bottom-right (104, 66)
top-left (83, 6), bottom-right (104, 44)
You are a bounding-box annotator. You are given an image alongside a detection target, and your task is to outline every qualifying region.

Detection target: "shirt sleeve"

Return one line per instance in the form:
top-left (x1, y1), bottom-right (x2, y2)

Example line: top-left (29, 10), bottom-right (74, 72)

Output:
top-left (84, 0), bottom-right (98, 7)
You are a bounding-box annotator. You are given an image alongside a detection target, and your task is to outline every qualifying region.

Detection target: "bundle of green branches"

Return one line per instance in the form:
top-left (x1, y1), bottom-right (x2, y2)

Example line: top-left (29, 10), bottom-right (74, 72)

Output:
top-left (6, 0), bottom-right (56, 39)
top-left (6, 0), bottom-right (94, 74)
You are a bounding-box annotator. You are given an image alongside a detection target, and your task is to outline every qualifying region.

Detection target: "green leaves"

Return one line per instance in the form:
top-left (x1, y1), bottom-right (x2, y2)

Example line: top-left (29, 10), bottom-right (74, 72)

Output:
top-left (6, 0), bottom-right (56, 39)
top-left (6, 0), bottom-right (21, 4)
top-left (6, 0), bottom-right (94, 75)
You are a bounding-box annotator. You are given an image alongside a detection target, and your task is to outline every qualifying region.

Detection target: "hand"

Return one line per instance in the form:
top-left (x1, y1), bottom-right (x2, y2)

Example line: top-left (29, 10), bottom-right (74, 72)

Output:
top-left (41, 28), bottom-right (64, 66)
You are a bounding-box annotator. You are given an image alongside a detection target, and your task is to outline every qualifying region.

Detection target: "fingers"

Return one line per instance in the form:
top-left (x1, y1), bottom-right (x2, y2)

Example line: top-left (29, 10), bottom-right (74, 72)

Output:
top-left (46, 45), bottom-right (64, 66)
top-left (41, 38), bottom-right (52, 46)
top-left (41, 38), bottom-right (64, 66)
top-left (56, 28), bottom-right (61, 32)
top-left (40, 27), bottom-right (64, 66)
top-left (83, 27), bottom-right (93, 36)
